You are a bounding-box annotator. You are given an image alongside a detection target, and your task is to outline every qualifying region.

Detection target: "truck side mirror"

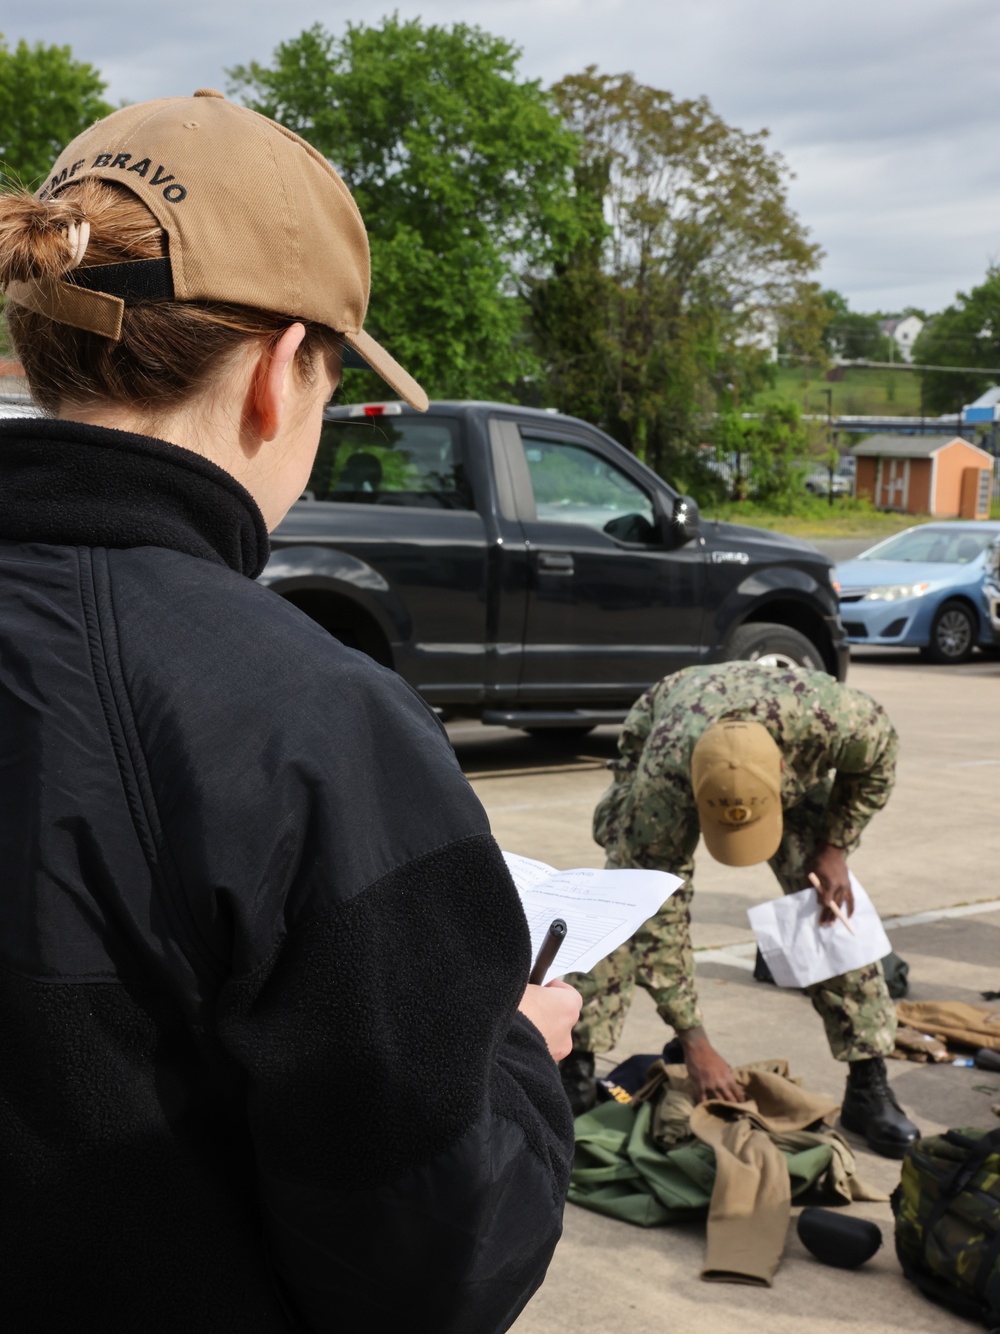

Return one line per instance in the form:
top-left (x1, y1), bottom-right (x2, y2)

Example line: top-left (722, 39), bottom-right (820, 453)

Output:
top-left (670, 495), bottom-right (701, 547)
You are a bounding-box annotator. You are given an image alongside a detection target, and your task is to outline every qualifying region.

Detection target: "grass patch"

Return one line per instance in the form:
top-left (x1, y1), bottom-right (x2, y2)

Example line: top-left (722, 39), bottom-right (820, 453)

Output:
top-left (704, 492), bottom-right (1000, 538)
top-left (702, 495), bottom-right (934, 540)
top-left (751, 365), bottom-right (925, 418)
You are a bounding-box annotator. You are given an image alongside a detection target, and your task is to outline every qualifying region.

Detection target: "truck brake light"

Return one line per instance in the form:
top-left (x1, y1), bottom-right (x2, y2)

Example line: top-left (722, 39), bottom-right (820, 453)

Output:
top-left (346, 402), bottom-right (404, 418)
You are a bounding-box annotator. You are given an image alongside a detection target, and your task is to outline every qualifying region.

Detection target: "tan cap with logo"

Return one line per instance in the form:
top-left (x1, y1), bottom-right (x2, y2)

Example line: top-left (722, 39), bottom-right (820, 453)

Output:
top-left (691, 720), bottom-right (783, 867)
top-left (5, 89), bottom-right (428, 411)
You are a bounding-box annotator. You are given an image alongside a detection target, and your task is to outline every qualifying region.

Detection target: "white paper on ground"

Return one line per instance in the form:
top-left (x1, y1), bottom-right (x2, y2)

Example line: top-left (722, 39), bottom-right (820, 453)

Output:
top-left (502, 851), bottom-right (682, 984)
top-left (746, 872), bottom-right (891, 988)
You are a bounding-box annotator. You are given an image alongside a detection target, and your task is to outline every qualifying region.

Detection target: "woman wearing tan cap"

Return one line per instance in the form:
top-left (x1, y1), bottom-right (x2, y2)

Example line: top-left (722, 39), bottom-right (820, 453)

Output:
top-left (0, 92), bottom-right (579, 1332)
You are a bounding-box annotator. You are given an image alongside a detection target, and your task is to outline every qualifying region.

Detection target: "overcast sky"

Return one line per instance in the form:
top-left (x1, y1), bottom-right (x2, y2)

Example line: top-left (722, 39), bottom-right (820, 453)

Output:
top-left (9, 0), bottom-right (1000, 313)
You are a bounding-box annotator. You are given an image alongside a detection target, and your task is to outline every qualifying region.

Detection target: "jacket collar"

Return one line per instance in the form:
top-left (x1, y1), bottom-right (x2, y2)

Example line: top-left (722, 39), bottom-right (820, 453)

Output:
top-left (0, 417), bottom-right (270, 578)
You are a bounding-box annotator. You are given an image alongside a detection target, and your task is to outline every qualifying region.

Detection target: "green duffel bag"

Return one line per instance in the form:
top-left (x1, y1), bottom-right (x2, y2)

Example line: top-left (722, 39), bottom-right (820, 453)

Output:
top-left (892, 1127), bottom-right (1000, 1330)
top-left (570, 1098), bottom-right (855, 1228)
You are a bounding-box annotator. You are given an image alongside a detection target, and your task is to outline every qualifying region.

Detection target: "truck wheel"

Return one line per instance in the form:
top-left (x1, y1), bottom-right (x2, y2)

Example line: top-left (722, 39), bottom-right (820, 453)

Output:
top-left (726, 622), bottom-right (824, 671)
top-left (920, 600), bottom-right (976, 664)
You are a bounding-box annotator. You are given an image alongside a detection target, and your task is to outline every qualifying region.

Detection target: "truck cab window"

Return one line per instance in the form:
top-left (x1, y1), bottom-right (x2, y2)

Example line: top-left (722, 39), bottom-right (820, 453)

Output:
top-left (308, 417), bottom-right (472, 510)
top-left (521, 436), bottom-right (657, 544)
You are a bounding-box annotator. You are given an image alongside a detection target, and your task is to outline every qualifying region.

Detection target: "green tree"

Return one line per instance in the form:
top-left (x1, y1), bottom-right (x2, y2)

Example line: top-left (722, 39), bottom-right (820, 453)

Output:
top-left (779, 281), bottom-right (832, 372)
top-left (712, 398), bottom-right (811, 511)
top-left (0, 36), bottom-right (111, 189)
top-left (229, 19), bottom-right (581, 400)
top-left (820, 291), bottom-right (891, 361)
top-left (913, 266), bottom-right (1000, 412)
top-left (527, 68), bottom-right (822, 479)
top-left (522, 148), bottom-right (617, 422)
top-left (745, 399), bottom-right (812, 509)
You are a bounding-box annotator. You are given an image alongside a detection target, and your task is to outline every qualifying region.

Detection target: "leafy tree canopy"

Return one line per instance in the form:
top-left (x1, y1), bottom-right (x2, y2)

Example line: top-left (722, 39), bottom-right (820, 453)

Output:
top-left (229, 18), bottom-right (582, 400)
top-left (527, 68), bottom-right (823, 479)
top-left (820, 290), bottom-right (892, 361)
top-left (913, 266), bottom-right (1000, 412)
top-left (0, 35), bottom-right (111, 189)
top-left (714, 397), bottom-right (813, 512)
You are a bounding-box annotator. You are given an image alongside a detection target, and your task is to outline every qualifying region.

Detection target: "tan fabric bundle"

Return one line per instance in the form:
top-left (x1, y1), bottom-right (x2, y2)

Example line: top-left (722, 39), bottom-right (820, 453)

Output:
top-left (896, 1001), bottom-right (1000, 1052)
top-left (890, 1024), bottom-right (951, 1063)
top-left (636, 1059), bottom-right (885, 1285)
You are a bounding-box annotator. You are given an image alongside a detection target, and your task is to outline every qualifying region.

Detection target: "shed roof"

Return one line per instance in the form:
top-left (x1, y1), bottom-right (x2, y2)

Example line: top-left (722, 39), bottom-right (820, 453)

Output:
top-left (850, 434), bottom-right (992, 460)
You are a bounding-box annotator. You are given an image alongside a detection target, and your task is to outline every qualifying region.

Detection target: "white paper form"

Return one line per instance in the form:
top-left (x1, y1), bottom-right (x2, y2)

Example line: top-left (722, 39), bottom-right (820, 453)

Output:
top-left (746, 872), bottom-right (891, 989)
top-left (503, 852), bottom-right (682, 984)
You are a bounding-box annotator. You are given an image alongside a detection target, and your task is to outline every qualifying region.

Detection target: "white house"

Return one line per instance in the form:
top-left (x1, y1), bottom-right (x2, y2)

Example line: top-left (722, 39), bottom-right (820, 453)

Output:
top-left (733, 304), bottom-right (779, 361)
top-left (879, 314), bottom-right (924, 363)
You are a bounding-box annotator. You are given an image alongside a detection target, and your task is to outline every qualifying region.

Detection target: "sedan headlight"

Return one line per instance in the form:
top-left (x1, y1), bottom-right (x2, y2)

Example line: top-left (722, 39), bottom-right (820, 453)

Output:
top-left (862, 582), bottom-right (930, 602)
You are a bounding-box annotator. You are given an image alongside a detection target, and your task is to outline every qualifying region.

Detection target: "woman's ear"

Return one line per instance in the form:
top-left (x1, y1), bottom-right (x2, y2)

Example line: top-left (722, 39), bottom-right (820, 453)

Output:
top-left (245, 323), bottom-right (307, 444)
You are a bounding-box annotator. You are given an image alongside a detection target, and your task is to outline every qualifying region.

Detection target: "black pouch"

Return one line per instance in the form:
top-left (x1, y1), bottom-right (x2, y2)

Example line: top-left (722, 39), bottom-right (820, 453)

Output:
top-left (882, 950), bottom-right (910, 999)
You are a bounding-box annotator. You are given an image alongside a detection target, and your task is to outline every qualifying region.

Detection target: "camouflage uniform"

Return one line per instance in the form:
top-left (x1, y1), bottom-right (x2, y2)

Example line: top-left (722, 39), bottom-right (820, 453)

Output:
top-left (570, 661), bottom-right (898, 1063)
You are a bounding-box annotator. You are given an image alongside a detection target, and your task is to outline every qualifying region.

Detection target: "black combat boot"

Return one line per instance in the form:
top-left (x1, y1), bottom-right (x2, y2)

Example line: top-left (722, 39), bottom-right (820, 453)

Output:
top-left (840, 1056), bottom-right (919, 1159)
top-left (559, 1050), bottom-right (596, 1118)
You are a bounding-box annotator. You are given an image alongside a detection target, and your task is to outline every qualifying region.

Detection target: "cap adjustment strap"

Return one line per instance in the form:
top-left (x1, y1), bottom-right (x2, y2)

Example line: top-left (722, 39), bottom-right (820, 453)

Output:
top-left (6, 258), bottom-right (175, 341)
top-left (69, 258), bottom-right (174, 303)
top-left (6, 276), bottom-right (125, 339)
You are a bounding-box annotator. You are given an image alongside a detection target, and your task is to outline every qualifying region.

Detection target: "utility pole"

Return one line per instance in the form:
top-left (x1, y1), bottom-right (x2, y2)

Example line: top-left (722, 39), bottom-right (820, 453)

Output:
top-left (822, 387), bottom-right (834, 507)
top-left (727, 381), bottom-right (745, 502)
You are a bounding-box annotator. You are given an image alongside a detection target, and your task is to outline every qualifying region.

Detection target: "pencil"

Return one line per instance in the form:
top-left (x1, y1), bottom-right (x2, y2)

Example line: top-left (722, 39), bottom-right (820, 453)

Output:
top-left (808, 872), bottom-right (855, 936)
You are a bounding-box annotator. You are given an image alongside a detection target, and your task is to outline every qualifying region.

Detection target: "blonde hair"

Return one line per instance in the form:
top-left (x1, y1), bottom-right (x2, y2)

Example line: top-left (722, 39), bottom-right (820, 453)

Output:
top-left (0, 179), bottom-right (340, 414)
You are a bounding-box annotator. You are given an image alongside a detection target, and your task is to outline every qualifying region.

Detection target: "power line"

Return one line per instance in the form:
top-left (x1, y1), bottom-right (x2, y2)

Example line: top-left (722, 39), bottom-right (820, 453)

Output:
top-left (778, 354), bottom-right (1000, 376)
top-left (835, 358), bottom-right (1000, 375)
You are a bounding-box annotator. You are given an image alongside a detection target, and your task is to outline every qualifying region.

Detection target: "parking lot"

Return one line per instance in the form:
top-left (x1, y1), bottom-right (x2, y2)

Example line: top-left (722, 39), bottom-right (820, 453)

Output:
top-left (448, 647), bottom-right (1000, 1333)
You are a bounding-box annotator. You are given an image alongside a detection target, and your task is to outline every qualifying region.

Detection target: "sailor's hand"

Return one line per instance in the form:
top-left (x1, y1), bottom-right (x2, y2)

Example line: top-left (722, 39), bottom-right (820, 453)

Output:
top-left (678, 1027), bottom-right (744, 1103)
top-left (518, 980), bottom-right (582, 1062)
top-left (809, 844), bottom-right (853, 925)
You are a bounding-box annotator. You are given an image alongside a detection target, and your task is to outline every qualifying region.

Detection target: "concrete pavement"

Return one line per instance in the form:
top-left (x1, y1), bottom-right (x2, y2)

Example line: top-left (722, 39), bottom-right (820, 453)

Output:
top-left (448, 648), bottom-right (1000, 1333)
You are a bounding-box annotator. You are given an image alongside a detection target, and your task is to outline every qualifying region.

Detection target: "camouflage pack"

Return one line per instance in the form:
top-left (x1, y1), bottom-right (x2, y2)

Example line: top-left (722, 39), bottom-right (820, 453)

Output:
top-left (892, 1127), bottom-right (1000, 1329)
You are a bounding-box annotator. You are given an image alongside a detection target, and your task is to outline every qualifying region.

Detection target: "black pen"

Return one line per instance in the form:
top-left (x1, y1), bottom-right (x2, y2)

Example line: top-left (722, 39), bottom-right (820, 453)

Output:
top-left (528, 918), bottom-right (568, 986)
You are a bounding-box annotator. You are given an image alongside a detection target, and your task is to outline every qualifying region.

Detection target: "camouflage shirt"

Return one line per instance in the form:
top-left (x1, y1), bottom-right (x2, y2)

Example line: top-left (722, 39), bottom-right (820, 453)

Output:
top-left (594, 662), bottom-right (898, 871)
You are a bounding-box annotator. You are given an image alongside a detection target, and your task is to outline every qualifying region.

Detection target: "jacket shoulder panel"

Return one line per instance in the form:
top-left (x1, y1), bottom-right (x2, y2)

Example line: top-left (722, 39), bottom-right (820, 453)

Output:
top-left (103, 548), bottom-right (489, 977)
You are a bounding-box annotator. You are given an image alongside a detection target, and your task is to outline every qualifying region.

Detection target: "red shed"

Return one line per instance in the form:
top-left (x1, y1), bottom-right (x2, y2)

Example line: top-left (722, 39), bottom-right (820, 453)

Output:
top-left (851, 434), bottom-right (994, 518)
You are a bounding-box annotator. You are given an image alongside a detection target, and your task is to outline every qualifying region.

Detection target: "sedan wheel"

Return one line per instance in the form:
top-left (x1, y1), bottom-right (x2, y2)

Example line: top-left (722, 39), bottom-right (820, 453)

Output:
top-left (922, 600), bottom-right (976, 664)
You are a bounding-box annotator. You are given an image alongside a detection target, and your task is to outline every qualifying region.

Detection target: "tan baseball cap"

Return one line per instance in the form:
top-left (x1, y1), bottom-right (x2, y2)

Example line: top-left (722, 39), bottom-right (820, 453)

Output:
top-left (4, 89), bottom-right (428, 411)
top-left (691, 721), bottom-right (783, 867)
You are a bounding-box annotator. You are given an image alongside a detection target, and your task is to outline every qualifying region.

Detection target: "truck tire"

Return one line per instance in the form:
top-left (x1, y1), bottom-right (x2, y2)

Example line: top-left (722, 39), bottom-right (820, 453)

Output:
top-left (725, 622), bottom-right (824, 671)
top-left (920, 600), bottom-right (976, 664)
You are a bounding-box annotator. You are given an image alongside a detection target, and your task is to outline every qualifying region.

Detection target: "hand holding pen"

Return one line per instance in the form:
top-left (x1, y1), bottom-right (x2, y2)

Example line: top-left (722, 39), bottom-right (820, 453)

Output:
top-left (809, 871), bottom-right (855, 935)
top-left (518, 918), bottom-right (581, 1061)
top-left (529, 918), bottom-right (567, 985)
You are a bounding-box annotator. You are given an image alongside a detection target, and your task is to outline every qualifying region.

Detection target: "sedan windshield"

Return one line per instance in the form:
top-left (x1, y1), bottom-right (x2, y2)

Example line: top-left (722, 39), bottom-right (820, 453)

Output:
top-left (860, 528), bottom-right (995, 564)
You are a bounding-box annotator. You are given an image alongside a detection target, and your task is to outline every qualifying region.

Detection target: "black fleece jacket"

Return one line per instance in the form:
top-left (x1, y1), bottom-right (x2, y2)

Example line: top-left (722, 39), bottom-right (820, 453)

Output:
top-left (0, 418), bottom-right (573, 1334)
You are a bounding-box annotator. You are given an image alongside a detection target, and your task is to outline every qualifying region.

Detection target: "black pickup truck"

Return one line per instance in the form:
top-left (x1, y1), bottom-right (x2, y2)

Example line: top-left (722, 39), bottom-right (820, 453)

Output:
top-left (262, 400), bottom-right (848, 731)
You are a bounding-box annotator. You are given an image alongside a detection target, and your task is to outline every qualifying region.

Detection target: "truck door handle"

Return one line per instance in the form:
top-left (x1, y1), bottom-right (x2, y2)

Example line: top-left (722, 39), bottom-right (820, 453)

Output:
top-left (535, 551), bottom-right (575, 575)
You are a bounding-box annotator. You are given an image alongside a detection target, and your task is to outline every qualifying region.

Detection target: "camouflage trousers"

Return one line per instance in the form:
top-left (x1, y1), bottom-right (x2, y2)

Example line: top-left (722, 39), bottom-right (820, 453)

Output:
top-left (569, 779), bottom-right (897, 1063)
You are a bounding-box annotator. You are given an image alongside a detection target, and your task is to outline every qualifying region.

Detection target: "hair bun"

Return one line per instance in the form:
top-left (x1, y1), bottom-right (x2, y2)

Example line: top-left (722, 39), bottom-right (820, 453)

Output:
top-left (0, 191), bottom-right (88, 289)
